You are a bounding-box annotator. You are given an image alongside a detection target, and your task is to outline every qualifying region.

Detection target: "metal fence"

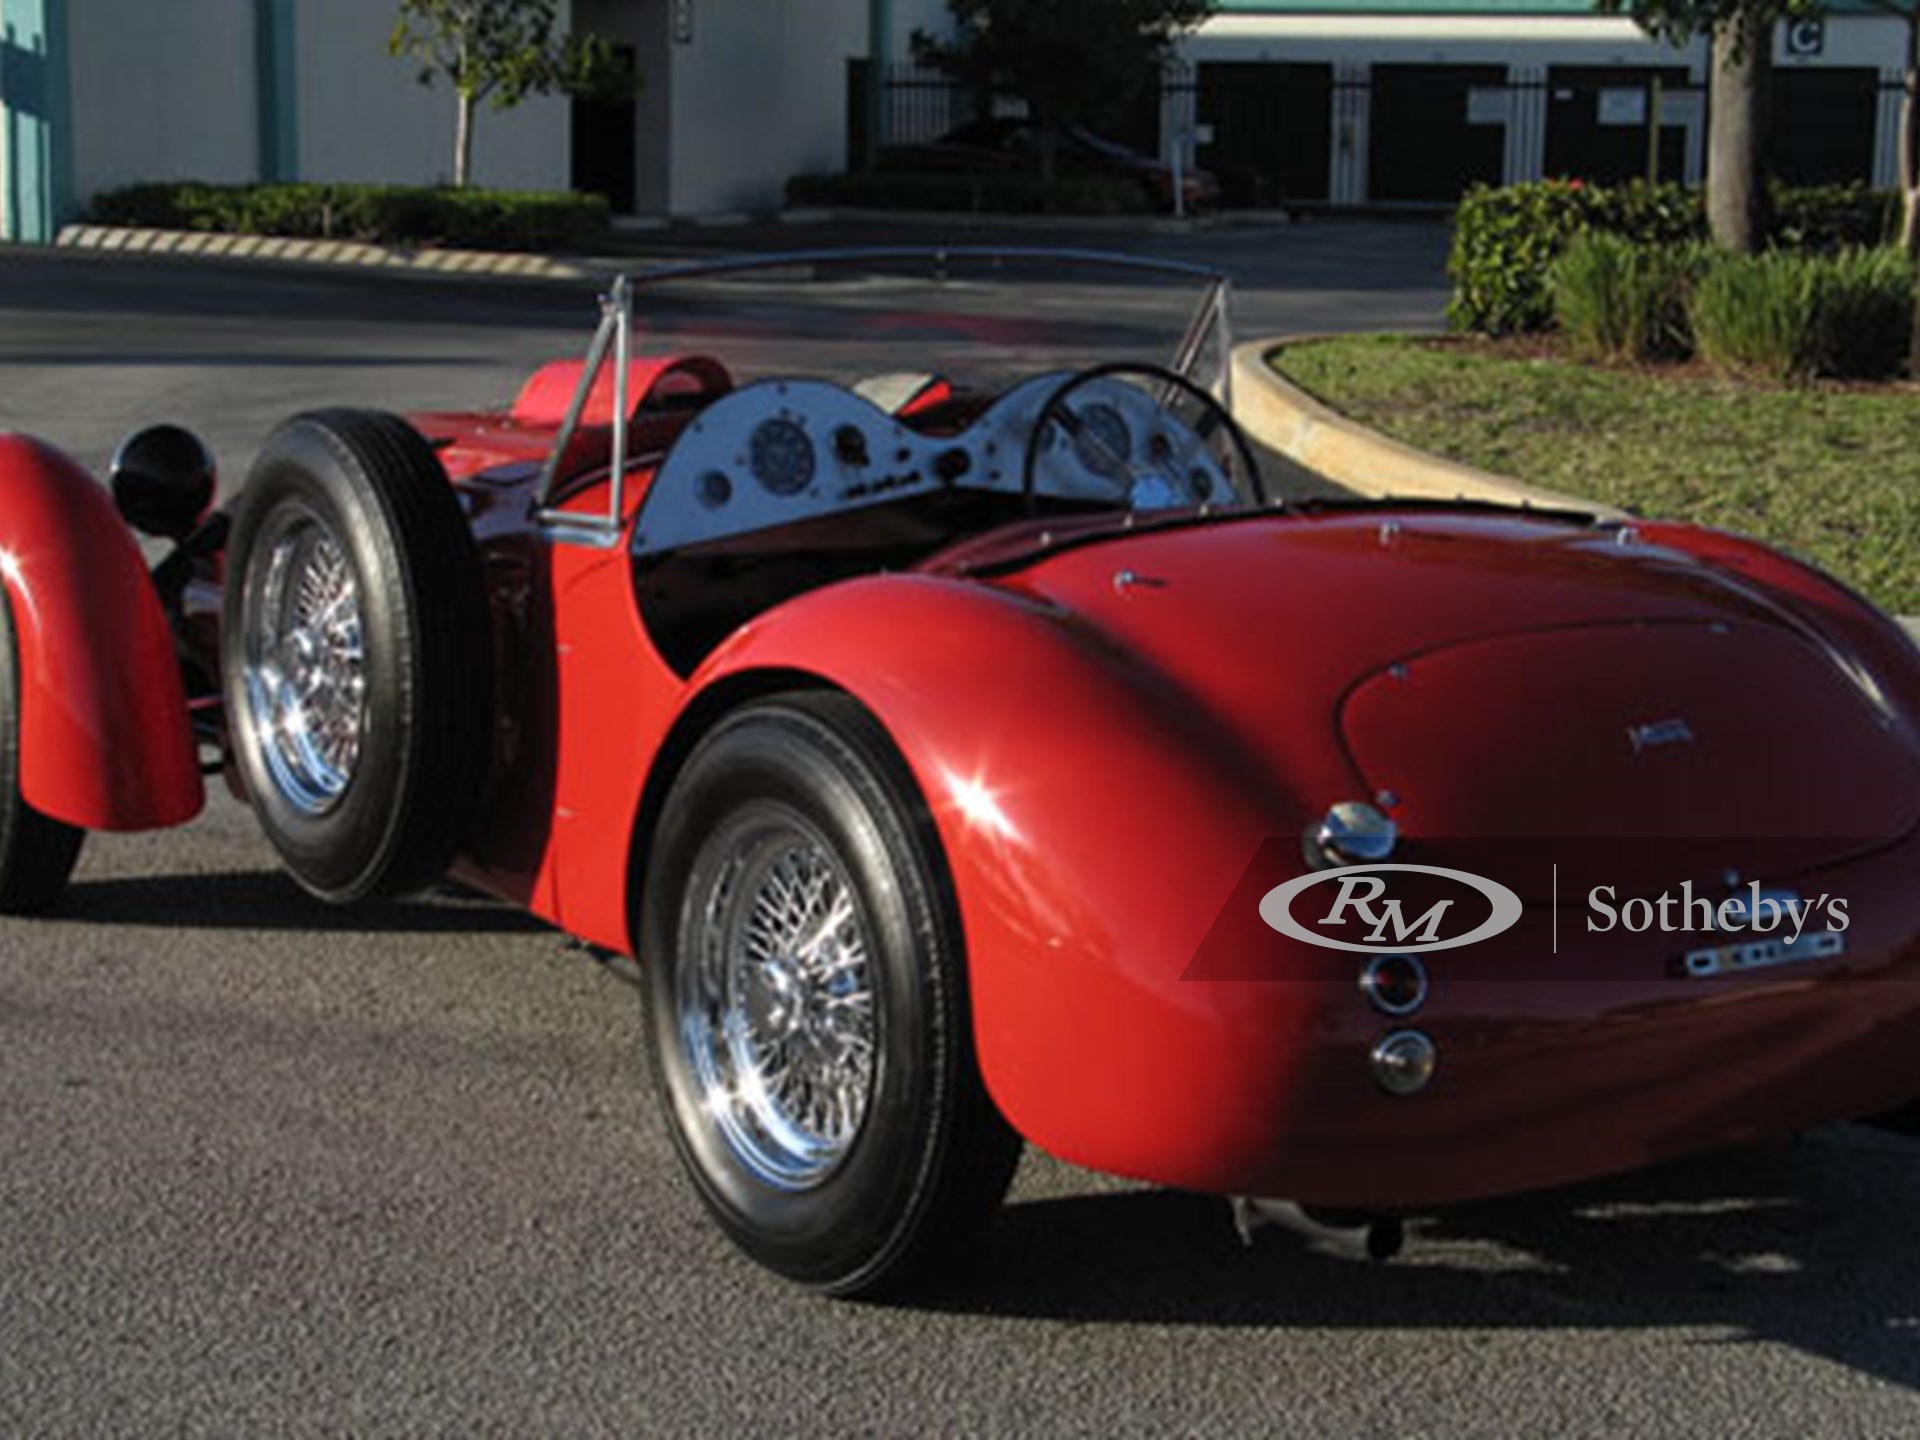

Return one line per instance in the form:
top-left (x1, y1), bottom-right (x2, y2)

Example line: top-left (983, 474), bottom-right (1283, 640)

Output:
top-left (857, 60), bottom-right (1882, 204)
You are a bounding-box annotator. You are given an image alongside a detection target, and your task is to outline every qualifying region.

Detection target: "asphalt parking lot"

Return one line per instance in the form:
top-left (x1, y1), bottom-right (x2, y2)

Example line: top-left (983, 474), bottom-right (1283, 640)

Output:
top-left (3, 227), bottom-right (1920, 1435)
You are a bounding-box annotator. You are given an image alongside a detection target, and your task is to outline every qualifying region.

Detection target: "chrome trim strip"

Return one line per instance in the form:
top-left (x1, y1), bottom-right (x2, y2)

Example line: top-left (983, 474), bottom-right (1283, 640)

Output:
top-left (537, 512), bottom-right (626, 550)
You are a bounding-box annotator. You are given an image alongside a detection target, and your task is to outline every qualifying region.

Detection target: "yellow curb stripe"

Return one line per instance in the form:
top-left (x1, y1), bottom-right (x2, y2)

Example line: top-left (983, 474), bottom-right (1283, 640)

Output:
top-left (51, 224), bottom-right (605, 285)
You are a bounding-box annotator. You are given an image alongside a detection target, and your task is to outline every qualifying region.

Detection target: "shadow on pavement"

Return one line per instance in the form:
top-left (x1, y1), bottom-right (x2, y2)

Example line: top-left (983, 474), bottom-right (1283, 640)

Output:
top-left (915, 1131), bottom-right (1920, 1391)
top-left (55, 870), bottom-right (551, 935)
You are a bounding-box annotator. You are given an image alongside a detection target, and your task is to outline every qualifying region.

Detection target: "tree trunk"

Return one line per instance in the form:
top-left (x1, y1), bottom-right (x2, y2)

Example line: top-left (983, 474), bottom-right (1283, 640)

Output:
top-left (1706, 12), bottom-right (1772, 254)
top-left (454, 20), bottom-right (475, 190)
top-left (455, 90), bottom-right (475, 189)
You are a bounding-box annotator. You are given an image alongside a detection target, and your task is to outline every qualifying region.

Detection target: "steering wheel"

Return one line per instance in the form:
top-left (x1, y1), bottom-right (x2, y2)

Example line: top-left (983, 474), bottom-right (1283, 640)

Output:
top-left (1019, 362), bottom-right (1266, 516)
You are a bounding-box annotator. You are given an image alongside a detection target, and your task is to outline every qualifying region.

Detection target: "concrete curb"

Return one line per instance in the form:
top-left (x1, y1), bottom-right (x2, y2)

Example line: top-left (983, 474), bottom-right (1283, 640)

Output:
top-left (1232, 337), bottom-right (1627, 520)
top-left (55, 224), bottom-right (608, 282)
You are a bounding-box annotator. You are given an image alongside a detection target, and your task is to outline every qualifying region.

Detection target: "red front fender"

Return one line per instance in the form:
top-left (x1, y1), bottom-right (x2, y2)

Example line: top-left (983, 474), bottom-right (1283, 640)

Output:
top-left (0, 435), bottom-right (202, 830)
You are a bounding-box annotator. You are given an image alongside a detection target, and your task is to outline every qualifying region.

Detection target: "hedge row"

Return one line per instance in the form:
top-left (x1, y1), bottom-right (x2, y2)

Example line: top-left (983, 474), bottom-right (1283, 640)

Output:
top-left (786, 169), bottom-right (1154, 216)
top-left (1450, 179), bottom-right (1902, 335)
top-left (88, 181), bottom-right (612, 251)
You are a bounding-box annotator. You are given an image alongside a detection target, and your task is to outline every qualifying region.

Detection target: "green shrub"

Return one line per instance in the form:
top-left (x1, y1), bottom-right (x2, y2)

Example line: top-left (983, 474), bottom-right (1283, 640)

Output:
top-left (1769, 183), bottom-right (1900, 252)
top-left (1551, 233), bottom-right (1706, 363)
top-left (1690, 251), bottom-right (1822, 381)
top-left (1450, 178), bottom-right (1904, 337)
top-left (1449, 179), bottom-right (1703, 335)
top-left (1688, 247), bottom-right (1912, 383)
top-left (1807, 247), bottom-right (1913, 379)
top-left (786, 168), bottom-right (1153, 216)
top-left (88, 181), bottom-right (610, 251)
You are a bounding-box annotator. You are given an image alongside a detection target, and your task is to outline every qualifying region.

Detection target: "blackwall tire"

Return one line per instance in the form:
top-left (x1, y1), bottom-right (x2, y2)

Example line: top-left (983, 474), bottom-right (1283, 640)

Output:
top-left (222, 409), bottom-right (491, 902)
top-left (642, 692), bottom-right (1021, 1296)
top-left (0, 585), bottom-right (84, 914)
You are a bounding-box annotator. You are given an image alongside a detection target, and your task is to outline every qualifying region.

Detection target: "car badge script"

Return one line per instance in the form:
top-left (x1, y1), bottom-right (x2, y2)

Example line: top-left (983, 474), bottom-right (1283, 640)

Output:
top-left (1260, 864), bottom-right (1525, 954)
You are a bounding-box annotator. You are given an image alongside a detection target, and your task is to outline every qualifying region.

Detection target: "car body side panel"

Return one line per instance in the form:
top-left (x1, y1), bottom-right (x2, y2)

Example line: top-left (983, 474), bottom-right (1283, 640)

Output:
top-left (0, 434), bottom-right (202, 830)
top-left (536, 537), bottom-right (686, 951)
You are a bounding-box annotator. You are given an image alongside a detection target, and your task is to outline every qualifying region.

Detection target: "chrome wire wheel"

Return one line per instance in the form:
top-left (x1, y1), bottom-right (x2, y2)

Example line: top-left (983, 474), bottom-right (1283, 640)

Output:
top-left (241, 506), bottom-right (367, 816)
top-left (678, 812), bottom-right (878, 1192)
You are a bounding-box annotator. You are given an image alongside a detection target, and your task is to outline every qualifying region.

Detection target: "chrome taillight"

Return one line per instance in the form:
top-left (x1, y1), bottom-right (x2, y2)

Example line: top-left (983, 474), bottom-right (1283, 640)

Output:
top-left (1370, 1030), bottom-right (1437, 1096)
top-left (1307, 800), bottom-right (1398, 869)
top-left (1359, 954), bottom-right (1428, 1017)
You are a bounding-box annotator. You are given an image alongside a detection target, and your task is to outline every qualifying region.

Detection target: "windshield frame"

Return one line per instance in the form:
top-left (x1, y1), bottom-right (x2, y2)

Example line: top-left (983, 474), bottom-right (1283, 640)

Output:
top-left (531, 246), bottom-right (1236, 547)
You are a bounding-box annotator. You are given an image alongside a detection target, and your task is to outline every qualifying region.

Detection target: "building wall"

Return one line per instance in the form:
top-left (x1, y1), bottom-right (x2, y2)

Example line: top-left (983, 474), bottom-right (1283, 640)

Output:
top-left (296, 0), bottom-right (568, 191)
top-left (65, 0), bottom-right (256, 199)
top-left (666, 0), bottom-right (865, 215)
top-left (0, 0), bottom-right (73, 241)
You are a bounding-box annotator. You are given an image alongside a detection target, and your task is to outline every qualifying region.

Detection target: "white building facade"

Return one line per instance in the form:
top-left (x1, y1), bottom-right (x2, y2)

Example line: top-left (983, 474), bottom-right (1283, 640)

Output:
top-left (0, 0), bottom-right (1908, 242)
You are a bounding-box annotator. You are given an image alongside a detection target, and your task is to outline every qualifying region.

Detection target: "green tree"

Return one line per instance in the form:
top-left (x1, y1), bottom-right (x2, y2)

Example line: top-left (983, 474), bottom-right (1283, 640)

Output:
top-left (390, 0), bottom-right (623, 188)
top-left (1856, 2), bottom-right (1920, 374)
top-left (1595, 0), bottom-right (1810, 252)
top-left (1860, 3), bottom-right (1920, 256)
top-left (911, 0), bottom-right (1215, 191)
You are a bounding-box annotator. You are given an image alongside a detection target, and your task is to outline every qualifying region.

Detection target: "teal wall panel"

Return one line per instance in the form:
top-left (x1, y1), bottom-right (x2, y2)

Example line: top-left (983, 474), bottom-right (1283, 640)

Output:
top-left (2, 0), bottom-right (71, 242)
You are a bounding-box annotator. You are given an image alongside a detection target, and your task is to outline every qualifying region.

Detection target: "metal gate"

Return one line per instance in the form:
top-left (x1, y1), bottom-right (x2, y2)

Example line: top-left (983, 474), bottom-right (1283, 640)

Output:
top-left (1197, 61), bottom-right (1332, 206)
top-left (1367, 64), bottom-right (1507, 203)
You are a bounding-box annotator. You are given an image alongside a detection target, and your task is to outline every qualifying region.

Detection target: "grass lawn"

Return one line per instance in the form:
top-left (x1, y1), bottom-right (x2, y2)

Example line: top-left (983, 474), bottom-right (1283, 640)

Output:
top-left (1269, 335), bottom-right (1920, 618)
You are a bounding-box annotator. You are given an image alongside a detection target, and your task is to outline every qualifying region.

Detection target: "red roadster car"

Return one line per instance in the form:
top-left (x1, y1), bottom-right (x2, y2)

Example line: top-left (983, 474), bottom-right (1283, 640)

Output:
top-left (2, 250), bottom-right (1918, 1295)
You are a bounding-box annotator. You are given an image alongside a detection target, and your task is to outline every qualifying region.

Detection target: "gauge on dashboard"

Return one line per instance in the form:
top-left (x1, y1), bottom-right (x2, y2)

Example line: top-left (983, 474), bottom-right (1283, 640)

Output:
top-left (749, 417), bottom-right (817, 496)
top-left (698, 470), bottom-right (734, 509)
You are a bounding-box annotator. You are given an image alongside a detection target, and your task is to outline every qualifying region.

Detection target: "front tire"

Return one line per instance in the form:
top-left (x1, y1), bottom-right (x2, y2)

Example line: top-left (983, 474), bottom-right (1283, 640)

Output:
top-left (222, 410), bottom-right (491, 902)
top-left (642, 693), bottom-right (1020, 1295)
top-left (0, 584), bottom-right (83, 914)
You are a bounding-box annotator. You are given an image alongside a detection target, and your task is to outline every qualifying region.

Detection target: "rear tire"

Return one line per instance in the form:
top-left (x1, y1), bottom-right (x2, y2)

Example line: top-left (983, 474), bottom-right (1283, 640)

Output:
top-left (0, 585), bottom-right (83, 914)
top-left (222, 410), bottom-right (491, 902)
top-left (642, 692), bottom-right (1021, 1296)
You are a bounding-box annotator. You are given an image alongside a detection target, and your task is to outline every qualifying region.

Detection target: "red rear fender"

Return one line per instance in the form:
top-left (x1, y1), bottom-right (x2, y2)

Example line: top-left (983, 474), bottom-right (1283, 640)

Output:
top-left (1638, 521), bottom-right (1920, 739)
top-left (0, 435), bottom-right (201, 830)
top-left (687, 574), bottom-right (1363, 1187)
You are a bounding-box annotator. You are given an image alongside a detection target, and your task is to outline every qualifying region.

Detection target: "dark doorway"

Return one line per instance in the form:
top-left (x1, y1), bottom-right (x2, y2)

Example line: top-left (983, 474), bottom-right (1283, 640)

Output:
top-left (1544, 66), bottom-right (1691, 186)
top-left (1773, 67), bottom-right (1878, 186)
top-left (847, 57), bottom-right (871, 170)
top-left (1197, 61), bottom-right (1333, 206)
top-left (571, 44), bottom-right (638, 213)
top-left (1368, 65), bottom-right (1506, 202)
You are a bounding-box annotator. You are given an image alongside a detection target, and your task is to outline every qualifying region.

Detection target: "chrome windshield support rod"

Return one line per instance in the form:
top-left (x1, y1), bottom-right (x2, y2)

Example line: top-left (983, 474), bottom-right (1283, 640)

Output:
top-left (1169, 276), bottom-right (1233, 411)
top-left (534, 274), bottom-right (633, 544)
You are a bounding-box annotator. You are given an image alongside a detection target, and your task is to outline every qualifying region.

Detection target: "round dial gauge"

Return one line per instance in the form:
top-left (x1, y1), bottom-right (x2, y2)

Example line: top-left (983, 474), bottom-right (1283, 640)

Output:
top-left (749, 418), bottom-right (817, 496)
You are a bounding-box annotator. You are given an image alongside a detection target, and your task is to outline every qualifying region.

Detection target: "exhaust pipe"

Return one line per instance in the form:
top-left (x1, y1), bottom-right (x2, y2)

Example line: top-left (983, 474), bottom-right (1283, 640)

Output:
top-left (1230, 1197), bottom-right (1405, 1262)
